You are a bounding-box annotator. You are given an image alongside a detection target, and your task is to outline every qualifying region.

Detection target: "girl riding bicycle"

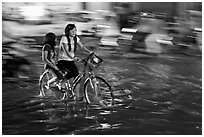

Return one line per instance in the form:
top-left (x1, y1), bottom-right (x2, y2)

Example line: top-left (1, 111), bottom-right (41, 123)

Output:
top-left (57, 23), bottom-right (92, 99)
top-left (42, 32), bottom-right (63, 90)
top-left (39, 30), bottom-right (113, 106)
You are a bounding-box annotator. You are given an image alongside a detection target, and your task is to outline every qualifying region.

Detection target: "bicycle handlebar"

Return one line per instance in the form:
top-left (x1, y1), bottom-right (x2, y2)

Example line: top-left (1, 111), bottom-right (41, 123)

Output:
top-left (76, 52), bottom-right (103, 66)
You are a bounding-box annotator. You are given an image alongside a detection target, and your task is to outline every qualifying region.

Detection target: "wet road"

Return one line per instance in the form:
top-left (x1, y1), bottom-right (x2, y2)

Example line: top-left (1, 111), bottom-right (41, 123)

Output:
top-left (2, 37), bottom-right (202, 135)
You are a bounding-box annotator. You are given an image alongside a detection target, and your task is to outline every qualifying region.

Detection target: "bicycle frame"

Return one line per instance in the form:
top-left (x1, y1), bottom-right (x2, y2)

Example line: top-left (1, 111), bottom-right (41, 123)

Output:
top-left (39, 53), bottom-right (104, 101)
top-left (69, 53), bottom-right (101, 98)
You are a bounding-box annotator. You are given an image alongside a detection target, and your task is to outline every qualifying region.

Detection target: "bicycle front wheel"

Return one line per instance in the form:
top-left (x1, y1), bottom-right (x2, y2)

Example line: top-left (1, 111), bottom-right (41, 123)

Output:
top-left (84, 76), bottom-right (113, 106)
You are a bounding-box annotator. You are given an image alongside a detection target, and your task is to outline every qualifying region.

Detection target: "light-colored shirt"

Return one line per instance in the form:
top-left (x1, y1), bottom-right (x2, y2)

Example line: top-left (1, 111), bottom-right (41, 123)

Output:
top-left (58, 35), bottom-right (80, 61)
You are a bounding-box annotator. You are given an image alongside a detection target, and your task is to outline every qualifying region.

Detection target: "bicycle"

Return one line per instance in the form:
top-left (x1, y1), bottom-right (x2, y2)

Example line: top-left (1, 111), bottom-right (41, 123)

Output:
top-left (39, 52), bottom-right (114, 106)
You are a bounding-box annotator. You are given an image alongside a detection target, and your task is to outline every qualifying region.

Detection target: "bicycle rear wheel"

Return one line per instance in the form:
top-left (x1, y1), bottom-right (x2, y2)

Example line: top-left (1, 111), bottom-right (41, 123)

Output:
top-left (39, 69), bottom-right (65, 99)
top-left (84, 76), bottom-right (113, 106)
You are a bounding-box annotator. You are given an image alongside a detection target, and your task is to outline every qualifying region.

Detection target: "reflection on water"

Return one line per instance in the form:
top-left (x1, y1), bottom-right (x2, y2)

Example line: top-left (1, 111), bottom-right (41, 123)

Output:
top-left (2, 45), bottom-right (202, 135)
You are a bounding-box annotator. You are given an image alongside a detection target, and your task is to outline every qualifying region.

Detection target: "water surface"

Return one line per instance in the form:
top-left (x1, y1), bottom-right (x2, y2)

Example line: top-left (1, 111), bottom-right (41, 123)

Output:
top-left (2, 41), bottom-right (202, 135)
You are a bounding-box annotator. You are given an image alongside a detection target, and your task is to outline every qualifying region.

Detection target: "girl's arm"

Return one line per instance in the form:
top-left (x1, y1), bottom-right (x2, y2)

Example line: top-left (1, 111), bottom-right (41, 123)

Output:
top-left (62, 43), bottom-right (74, 59)
top-left (42, 51), bottom-right (58, 70)
top-left (77, 41), bottom-right (92, 54)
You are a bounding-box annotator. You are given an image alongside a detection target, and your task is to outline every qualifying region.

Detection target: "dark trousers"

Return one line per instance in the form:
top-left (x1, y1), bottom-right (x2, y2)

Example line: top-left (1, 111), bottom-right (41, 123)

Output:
top-left (57, 60), bottom-right (79, 79)
top-left (45, 64), bottom-right (63, 80)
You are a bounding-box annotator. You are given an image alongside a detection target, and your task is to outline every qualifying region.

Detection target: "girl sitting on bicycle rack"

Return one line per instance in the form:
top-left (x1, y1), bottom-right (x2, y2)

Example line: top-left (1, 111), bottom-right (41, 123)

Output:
top-left (42, 32), bottom-right (63, 89)
top-left (57, 23), bottom-right (92, 100)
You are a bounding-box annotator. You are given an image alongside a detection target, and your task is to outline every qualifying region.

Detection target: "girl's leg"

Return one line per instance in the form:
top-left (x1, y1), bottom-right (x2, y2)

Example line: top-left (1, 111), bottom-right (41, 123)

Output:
top-left (47, 64), bottom-right (63, 90)
top-left (47, 77), bottom-right (57, 89)
top-left (69, 63), bottom-right (82, 100)
top-left (73, 77), bottom-right (80, 99)
top-left (57, 60), bottom-right (70, 90)
top-left (47, 70), bottom-right (58, 89)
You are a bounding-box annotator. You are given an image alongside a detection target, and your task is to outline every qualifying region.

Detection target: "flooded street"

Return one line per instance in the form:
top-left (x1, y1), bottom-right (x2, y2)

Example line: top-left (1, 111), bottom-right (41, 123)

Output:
top-left (2, 37), bottom-right (202, 135)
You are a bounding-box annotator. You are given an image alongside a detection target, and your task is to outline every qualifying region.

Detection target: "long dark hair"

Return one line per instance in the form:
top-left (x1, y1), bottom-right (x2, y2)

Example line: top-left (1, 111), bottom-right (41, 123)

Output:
top-left (65, 23), bottom-right (77, 52)
top-left (43, 32), bottom-right (56, 52)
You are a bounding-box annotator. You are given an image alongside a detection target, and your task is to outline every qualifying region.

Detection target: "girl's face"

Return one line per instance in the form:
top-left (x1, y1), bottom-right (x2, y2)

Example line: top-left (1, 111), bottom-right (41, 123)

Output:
top-left (69, 27), bottom-right (77, 37)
